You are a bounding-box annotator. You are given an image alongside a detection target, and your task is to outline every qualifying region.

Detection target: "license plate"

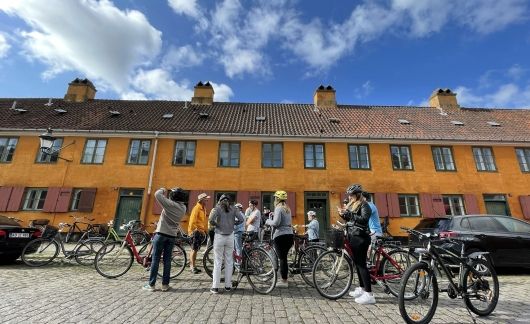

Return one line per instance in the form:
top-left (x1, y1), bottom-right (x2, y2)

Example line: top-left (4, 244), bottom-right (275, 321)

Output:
top-left (9, 232), bottom-right (30, 238)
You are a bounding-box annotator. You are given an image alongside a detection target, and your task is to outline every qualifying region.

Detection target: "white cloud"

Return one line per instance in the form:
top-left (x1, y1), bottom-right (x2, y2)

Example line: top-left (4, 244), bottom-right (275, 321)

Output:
top-left (354, 80), bottom-right (374, 99)
top-left (459, 0), bottom-right (528, 34)
top-left (209, 81), bottom-right (234, 102)
top-left (121, 91), bottom-right (148, 101)
top-left (455, 84), bottom-right (530, 108)
top-left (0, 33), bottom-right (10, 58)
top-left (162, 45), bottom-right (205, 70)
top-left (1, 0), bottom-right (162, 92)
top-left (168, 0), bottom-right (208, 30)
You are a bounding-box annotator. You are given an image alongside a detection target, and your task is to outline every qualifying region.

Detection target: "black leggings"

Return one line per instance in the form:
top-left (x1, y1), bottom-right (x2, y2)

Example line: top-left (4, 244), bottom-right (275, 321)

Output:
top-left (350, 234), bottom-right (371, 293)
top-left (273, 234), bottom-right (294, 280)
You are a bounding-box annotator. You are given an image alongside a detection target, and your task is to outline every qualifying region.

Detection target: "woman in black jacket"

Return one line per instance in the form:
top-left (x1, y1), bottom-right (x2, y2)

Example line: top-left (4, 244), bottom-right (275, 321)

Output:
top-left (337, 183), bottom-right (375, 305)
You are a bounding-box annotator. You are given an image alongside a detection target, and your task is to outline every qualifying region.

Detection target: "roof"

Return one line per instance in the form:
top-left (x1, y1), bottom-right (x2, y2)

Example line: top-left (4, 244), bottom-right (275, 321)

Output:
top-left (1, 98), bottom-right (530, 143)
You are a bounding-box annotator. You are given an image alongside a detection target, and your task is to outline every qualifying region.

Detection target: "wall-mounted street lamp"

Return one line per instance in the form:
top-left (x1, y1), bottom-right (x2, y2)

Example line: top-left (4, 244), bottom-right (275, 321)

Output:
top-left (39, 128), bottom-right (75, 162)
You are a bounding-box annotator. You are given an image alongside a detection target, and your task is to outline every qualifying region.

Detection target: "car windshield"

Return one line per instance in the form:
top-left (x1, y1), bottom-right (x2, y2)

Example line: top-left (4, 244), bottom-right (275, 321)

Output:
top-left (413, 218), bottom-right (452, 232)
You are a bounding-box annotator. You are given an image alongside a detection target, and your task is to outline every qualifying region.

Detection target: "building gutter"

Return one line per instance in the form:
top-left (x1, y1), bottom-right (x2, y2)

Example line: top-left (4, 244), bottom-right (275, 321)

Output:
top-left (141, 131), bottom-right (159, 224)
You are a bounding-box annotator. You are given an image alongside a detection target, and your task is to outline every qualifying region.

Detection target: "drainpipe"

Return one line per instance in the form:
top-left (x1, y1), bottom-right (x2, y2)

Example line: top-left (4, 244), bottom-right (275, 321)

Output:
top-left (141, 131), bottom-right (159, 224)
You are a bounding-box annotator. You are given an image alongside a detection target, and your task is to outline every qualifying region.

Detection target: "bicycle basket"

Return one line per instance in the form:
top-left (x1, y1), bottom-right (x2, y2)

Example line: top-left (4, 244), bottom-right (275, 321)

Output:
top-left (326, 229), bottom-right (345, 249)
top-left (29, 219), bottom-right (50, 227)
top-left (41, 225), bottom-right (58, 239)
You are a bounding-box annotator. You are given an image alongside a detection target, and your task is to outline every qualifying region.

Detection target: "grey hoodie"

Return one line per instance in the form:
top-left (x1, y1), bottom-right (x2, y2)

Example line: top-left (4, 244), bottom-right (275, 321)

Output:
top-left (154, 188), bottom-right (186, 237)
top-left (209, 204), bottom-right (244, 235)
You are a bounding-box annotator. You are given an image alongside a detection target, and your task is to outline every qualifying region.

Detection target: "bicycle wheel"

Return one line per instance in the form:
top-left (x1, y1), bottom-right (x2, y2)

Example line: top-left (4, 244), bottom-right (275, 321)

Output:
top-left (462, 258), bottom-right (499, 316)
top-left (74, 242), bottom-right (97, 266)
top-left (202, 245), bottom-right (215, 278)
top-left (131, 232), bottom-right (150, 246)
top-left (312, 250), bottom-right (354, 300)
top-left (298, 245), bottom-right (326, 287)
top-left (246, 247), bottom-right (277, 294)
top-left (94, 241), bottom-right (134, 279)
top-left (159, 244), bottom-right (187, 279)
top-left (381, 249), bottom-right (417, 297)
top-left (21, 238), bottom-right (59, 267)
top-left (398, 262), bottom-right (438, 324)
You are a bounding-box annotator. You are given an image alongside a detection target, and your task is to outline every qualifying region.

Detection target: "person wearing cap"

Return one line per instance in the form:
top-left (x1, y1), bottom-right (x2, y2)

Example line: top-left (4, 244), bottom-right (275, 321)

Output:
top-left (245, 199), bottom-right (261, 237)
top-left (188, 193), bottom-right (210, 274)
top-left (208, 194), bottom-right (244, 294)
top-left (302, 210), bottom-right (319, 242)
top-left (233, 203), bottom-right (245, 260)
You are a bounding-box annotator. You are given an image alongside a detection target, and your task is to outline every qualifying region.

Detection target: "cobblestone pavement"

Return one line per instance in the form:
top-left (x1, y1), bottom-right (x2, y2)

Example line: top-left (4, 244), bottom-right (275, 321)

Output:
top-left (1, 251), bottom-right (529, 324)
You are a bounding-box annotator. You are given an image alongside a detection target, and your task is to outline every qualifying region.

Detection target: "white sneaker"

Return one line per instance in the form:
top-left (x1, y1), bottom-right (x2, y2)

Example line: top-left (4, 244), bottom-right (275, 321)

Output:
top-left (348, 287), bottom-right (364, 298)
top-left (355, 292), bottom-right (376, 305)
top-left (276, 280), bottom-right (288, 288)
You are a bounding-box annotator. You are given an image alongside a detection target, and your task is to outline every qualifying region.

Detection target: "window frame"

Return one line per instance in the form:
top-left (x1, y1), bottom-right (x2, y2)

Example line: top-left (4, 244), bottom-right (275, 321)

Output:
top-left (390, 145), bottom-right (414, 171)
top-left (398, 194), bottom-right (420, 217)
top-left (304, 143), bottom-right (326, 169)
top-left (515, 147), bottom-right (530, 173)
top-left (442, 194), bottom-right (466, 216)
top-left (0, 137), bottom-right (19, 163)
top-left (126, 139), bottom-right (151, 165)
top-left (348, 144), bottom-right (371, 170)
top-left (81, 138), bottom-right (108, 164)
top-left (218, 141), bottom-right (241, 168)
top-left (173, 140), bottom-right (196, 166)
top-left (262, 142), bottom-right (283, 168)
top-left (472, 146), bottom-right (497, 172)
top-left (431, 146), bottom-right (456, 171)
top-left (35, 137), bottom-right (63, 164)
top-left (483, 193), bottom-right (511, 216)
top-left (22, 188), bottom-right (48, 211)
top-left (70, 188), bottom-right (83, 211)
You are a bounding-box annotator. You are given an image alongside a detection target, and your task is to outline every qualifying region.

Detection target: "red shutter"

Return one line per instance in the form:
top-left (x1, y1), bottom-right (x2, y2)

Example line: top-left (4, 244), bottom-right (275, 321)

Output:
top-left (287, 191), bottom-right (296, 219)
top-left (431, 194), bottom-right (445, 217)
top-left (55, 188), bottom-right (73, 212)
top-left (188, 190), bottom-right (202, 211)
top-left (387, 193), bottom-right (400, 218)
top-left (78, 188), bottom-right (96, 212)
top-left (204, 190), bottom-right (215, 214)
top-left (419, 193), bottom-right (434, 218)
top-left (6, 187), bottom-right (24, 211)
top-left (237, 191), bottom-right (250, 206)
top-left (463, 194), bottom-right (480, 215)
top-left (519, 196), bottom-right (530, 220)
top-left (340, 192), bottom-right (348, 206)
top-left (249, 191), bottom-right (261, 201)
top-left (43, 187), bottom-right (60, 212)
top-left (0, 187), bottom-right (13, 212)
top-left (374, 192), bottom-right (388, 218)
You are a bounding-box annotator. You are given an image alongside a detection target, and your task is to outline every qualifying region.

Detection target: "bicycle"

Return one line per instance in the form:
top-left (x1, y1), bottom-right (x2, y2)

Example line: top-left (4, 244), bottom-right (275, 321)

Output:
top-left (312, 221), bottom-right (417, 300)
top-left (21, 222), bottom-right (106, 266)
top-left (64, 215), bottom-right (105, 243)
top-left (102, 219), bottom-right (153, 246)
top-left (94, 220), bottom-right (187, 279)
top-left (202, 232), bottom-right (277, 294)
top-left (398, 227), bottom-right (499, 324)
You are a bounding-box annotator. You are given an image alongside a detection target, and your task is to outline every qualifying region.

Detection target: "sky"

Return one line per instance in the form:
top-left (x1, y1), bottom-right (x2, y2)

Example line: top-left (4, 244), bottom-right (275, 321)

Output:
top-left (0, 0), bottom-right (529, 108)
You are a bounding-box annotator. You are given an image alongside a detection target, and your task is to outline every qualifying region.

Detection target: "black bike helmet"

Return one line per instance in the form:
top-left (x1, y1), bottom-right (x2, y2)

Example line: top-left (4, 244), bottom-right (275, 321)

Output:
top-left (169, 187), bottom-right (187, 202)
top-left (218, 194), bottom-right (230, 204)
top-left (346, 184), bottom-right (363, 194)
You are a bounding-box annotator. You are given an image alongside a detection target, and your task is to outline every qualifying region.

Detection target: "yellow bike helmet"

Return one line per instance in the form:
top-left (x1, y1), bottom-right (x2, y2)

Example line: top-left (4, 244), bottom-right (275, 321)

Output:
top-left (274, 190), bottom-right (288, 201)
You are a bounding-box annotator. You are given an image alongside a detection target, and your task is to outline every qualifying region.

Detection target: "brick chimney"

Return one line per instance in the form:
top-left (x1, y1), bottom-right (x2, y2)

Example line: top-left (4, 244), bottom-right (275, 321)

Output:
top-left (314, 85), bottom-right (336, 108)
top-left (191, 81), bottom-right (214, 105)
top-left (429, 88), bottom-right (458, 109)
top-left (64, 78), bottom-right (97, 102)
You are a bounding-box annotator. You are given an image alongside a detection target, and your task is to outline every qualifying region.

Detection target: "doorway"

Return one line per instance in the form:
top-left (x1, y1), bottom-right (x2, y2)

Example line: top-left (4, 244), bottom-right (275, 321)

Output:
top-left (114, 189), bottom-right (144, 235)
top-left (304, 192), bottom-right (329, 239)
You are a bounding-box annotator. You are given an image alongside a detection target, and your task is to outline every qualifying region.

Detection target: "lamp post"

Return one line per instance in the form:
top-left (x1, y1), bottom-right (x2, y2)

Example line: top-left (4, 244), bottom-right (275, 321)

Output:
top-left (38, 128), bottom-right (74, 162)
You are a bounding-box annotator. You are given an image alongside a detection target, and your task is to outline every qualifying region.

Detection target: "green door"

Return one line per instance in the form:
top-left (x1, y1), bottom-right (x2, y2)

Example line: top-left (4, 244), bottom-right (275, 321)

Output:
top-left (304, 192), bottom-right (329, 240)
top-left (114, 189), bottom-right (144, 235)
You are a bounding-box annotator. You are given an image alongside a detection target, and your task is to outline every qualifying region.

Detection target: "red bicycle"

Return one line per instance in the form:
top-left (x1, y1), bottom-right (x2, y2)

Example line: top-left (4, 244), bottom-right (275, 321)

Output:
top-left (312, 221), bottom-right (417, 300)
top-left (94, 220), bottom-right (187, 279)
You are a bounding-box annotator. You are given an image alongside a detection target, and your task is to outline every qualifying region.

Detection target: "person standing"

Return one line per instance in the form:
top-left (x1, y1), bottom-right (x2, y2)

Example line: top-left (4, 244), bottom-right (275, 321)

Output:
top-left (188, 193), bottom-right (210, 274)
top-left (260, 206), bottom-right (272, 241)
top-left (363, 192), bottom-right (382, 243)
top-left (208, 194), bottom-right (244, 294)
top-left (143, 187), bottom-right (187, 292)
top-left (245, 199), bottom-right (261, 239)
top-left (302, 210), bottom-right (319, 242)
top-left (233, 203), bottom-right (245, 260)
top-left (265, 191), bottom-right (294, 288)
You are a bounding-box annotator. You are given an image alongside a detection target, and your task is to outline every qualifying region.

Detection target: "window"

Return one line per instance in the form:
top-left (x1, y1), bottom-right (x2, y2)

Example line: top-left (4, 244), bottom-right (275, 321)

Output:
top-left (398, 194), bottom-right (420, 216)
top-left (442, 195), bottom-right (465, 216)
top-left (0, 137), bottom-right (18, 163)
top-left (214, 192), bottom-right (237, 205)
top-left (390, 145), bottom-right (413, 170)
top-left (432, 146), bottom-right (455, 171)
top-left (261, 192), bottom-right (275, 213)
top-left (472, 147), bottom-right (496, 171)
top-left (22, 188), bottom-right (48, 211)
top-left (515, 148), bottom-right (530, 172)
top-left (173, 141), bottom-right (196, 166)
top-left (82, 139), bottom-right (107, 164)
top-left (218, 142), bottom-right (240, 167)
top-left (36, 138), bottom-right (63, 163)
top-left (262, 143), bottom-right (283, 168)
top-left (348, 144), bottom-right (370, 169)
top-left (495, 217), bottom-right (530, 233)
top-left (304, 143), bottom-right (325, 168)
top-left (127, 139), bottom-right (150, 165)
top-left (70, 189), bottom-right (82, 211)
top-left (468, 216), bottom-right (507, 232)
top-left (483, 194), bottom-right (510, 216)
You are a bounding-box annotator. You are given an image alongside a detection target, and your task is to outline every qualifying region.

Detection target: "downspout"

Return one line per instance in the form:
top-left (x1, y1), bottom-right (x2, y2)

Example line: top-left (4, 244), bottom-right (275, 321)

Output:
top-left (141, 131), bottom-right (159, 224)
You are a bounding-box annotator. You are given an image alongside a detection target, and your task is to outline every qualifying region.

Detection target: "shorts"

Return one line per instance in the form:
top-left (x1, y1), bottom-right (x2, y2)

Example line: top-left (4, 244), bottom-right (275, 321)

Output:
top-left (191, 230), bottom-right (206, 251)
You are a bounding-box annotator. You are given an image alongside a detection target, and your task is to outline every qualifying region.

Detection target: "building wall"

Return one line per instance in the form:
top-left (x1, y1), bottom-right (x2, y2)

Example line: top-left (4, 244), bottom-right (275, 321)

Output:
top-left (1, 135), bottom-right (529, 236)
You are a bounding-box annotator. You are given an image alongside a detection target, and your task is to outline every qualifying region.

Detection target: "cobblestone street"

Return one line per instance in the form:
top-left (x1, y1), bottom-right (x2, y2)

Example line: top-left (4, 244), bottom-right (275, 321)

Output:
top-left (1, 256), bottom-right (530, 324)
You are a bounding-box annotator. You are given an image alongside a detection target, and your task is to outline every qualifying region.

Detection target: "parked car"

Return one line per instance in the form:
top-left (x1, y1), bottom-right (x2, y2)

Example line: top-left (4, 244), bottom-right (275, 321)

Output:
top-left (408, 215), bottom-right (530, 268)
top-left (0, 216), bottom-right (42, 264)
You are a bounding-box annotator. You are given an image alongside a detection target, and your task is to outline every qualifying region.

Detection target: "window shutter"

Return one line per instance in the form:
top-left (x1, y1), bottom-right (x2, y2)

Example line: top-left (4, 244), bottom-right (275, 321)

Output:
top-left (6, 187), bottom-right (24, 212)
top-left (249, 191), bottom-right (261, 201)
top-left (419, 193), bottom-right (434, 218)
top-left (463, 194), bottom-right (480, 215)
top-left (43, 187), bottom-right (60, 212)
top-left (78, 188), bottom-right (97, 212)
top-left (237, 191), bottom-right (250, 206)
top-left (287, 191), bottom-right (296, 218)
top-left (0, 187), bottom-right (13, 212)
top-left (519, 196), bottom-right (530, 220)
top-left (386, 193), bottom-right (400, 218)
top-left (431, 194), bottom-right (445, 217)
top-left (188, 190), bottom-right (202, 212)
top-left (204, 190), bottom-right (215, 213)
top-left (374, 192), bottom-right (388, 218)
top-left (55, 188), bottom-right (73, 212)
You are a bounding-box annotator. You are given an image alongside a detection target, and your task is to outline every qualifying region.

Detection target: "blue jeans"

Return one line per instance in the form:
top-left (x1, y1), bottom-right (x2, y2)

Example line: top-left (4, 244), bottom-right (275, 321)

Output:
top-left (234, 231), bottom-right (243, 260)
top-left (149, 233), bottom-right (176, 286)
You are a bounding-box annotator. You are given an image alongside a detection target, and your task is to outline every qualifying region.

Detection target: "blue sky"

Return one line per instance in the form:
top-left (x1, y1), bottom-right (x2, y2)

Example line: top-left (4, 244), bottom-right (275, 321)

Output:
top-left (0, 0), bottom-right (529, 108)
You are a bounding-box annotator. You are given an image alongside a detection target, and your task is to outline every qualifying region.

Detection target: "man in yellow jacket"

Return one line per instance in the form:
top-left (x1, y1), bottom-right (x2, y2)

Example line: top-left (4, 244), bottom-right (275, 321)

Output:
top-left (188, 193), bottom-right (209, 274)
